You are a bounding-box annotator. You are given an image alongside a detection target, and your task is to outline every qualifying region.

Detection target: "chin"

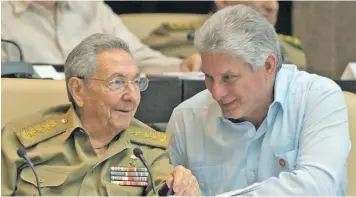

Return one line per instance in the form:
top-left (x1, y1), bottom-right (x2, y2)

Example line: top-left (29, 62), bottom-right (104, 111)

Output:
top-left (111, 122), bottom-right (130, 132)
top-left (222, 110), bottom-right (242, 119)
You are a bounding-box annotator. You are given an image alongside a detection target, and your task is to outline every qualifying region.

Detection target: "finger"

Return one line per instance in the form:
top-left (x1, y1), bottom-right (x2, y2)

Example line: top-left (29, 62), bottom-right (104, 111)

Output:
top-left (181, 175), bottom-right (196, 196)
top-left (180, 62), bottom-right (191, 72)
top-left (192, 55), bottom-right (202, 72)
top-left (166, 174), bottom-right (174, 189)
top-left (176, 172), bottom-right (190, 196)
top-left (192, 178), bottom-right (200, 195)
top-left (172, 166), bottom-right (185, 195)
top-left (174, 167), bottom-right (192, 196)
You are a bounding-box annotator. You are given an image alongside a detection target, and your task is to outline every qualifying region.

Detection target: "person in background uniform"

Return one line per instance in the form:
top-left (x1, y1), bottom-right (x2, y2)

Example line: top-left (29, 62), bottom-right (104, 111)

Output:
top-left (1, 33), bottom-right (200, 196)
top-left (144, 0), bottom-right (306, 70)
top-left (167, 5), bottom-right (350, 196)
top-left (1, 1), bottom-right (201, 74)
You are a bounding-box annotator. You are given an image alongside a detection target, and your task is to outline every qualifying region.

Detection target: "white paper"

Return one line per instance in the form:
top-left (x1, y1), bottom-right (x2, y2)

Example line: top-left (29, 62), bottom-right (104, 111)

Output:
top-left (341, 62), bottom-right (356, 80)
top-left (216, 183), bottom-right (263, 197)
top-left (161, 72), bottom-right (205, 80)
top-left (33, 65), bottom-right (64, 80)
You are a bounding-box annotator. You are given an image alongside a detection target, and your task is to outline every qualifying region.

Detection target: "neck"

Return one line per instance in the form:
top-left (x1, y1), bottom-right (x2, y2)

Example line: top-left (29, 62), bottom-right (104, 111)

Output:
top-left (245, 87), bottom-right (274, 129)
top-left (80, 117), bottom-right (122, 149)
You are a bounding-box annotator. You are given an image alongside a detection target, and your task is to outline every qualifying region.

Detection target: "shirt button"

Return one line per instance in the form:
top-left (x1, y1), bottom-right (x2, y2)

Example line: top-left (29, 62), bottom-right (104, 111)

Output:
top-left (248, 171), bottom-right (255, 178)
top-left (279, 158), bottom-right (286, 167)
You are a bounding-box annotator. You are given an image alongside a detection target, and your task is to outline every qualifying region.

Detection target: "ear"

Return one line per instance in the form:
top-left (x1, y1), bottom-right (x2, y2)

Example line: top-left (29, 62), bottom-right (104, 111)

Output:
top-left (214, 0), bottom-right (229, 10)
top-left (68, 77), bottom-right (86, 108)
top-left (264, 53), bottom-right (277, 76)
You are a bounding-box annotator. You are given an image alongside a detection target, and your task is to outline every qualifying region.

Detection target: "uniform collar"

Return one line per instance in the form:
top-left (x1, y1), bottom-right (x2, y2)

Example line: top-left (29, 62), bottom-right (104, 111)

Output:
top-left (65, 104), bottom-right (84, 133)
top-left (60, 104), bottom-right (85, 141)
top-left (10, 1), bottom-right (73, 15)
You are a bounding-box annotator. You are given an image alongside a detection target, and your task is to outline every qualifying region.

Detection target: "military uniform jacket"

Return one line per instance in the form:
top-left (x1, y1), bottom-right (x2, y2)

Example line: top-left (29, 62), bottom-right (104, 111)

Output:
top-left (1, 104), bottom-right (173, 196)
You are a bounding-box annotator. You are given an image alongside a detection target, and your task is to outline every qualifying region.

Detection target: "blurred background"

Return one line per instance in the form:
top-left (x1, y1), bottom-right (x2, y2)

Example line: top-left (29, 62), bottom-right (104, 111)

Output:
top-left (105, 1), bottom-right (293, 35)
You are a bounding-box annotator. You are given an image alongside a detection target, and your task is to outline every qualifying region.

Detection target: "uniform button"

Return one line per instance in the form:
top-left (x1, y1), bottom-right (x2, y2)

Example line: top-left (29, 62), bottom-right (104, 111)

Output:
top-left (61, 118), bottom-right (68, 124)
top-left (279, 158), bottom-right (286, 167)
top-left (39, 178), bottom-right (44, 183)
top-left (248, 171), bottom-right (255, 178)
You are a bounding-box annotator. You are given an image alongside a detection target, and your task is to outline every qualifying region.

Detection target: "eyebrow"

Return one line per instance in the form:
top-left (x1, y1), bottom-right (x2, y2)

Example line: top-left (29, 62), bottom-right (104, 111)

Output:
top-left (108, 73), bottom-right (140, 79)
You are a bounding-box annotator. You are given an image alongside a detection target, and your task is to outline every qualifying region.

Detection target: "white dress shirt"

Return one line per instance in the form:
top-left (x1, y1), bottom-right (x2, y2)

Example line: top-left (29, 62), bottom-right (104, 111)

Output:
top-left (168, 64), bottom-right (350, 196)
top-left (1, 1), bottom-right (182, 74)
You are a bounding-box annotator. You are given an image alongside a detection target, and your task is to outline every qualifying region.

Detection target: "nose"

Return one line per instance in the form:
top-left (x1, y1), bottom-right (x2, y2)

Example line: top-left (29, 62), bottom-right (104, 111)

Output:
top-left (122, 91), bottom-right (136, 101)
top-left (122, 83), bottom-right (138, 101)
top-left (126, 81), bottom-right (136, 92)
top-left (210, 82), bottom-right (228, 102)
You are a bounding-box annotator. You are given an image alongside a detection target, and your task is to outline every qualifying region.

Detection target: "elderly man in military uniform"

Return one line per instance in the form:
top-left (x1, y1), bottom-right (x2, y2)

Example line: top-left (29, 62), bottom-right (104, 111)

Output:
top-left (1, 33), bottom-right (200, 196)
top-left (144, 0), bottom-right (306, 70)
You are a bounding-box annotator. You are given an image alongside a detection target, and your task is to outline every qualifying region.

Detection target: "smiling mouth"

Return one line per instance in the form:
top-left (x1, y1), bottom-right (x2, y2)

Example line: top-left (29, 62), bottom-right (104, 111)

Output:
top-left (222, 99), bottom-right (237, 106)
top-left (117, 109), bottom-right (131, 113)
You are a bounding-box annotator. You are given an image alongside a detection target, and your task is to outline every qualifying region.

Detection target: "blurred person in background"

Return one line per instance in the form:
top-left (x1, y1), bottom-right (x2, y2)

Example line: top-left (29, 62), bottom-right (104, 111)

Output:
top-left (1, 1), bottom-right (201, 74)
top-left (144, 0), bottom-right (306, 70)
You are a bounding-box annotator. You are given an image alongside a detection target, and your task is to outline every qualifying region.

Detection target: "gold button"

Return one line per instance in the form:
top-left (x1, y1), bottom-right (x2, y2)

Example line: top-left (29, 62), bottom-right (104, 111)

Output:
top-left (279, 158), bottom-right (286, 167)
top-left (61, 118), bottom-right (67, 124)
top-left (39, 178), bottom-right (44, 183)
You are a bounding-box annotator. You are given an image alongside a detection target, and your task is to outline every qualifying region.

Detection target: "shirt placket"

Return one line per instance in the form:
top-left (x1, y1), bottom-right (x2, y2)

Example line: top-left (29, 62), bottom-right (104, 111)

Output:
top-left (245, 126), bottom-right (259, 185)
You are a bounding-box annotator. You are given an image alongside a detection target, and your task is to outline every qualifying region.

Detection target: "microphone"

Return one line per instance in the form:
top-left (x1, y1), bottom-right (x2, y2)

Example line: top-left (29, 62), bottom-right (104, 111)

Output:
top-left (1, 39), bottom-right (24, 61)
top-left (17, 147), bottom-right (42, 196)
top-left (133, 147), bottom-right (158, 196)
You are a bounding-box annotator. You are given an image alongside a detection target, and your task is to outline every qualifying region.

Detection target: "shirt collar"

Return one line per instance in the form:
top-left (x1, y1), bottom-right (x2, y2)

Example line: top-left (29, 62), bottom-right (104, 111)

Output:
top-left (62, 104), bottom-right (84, 140)
top-left (272, 64), bottom-right (295, 110)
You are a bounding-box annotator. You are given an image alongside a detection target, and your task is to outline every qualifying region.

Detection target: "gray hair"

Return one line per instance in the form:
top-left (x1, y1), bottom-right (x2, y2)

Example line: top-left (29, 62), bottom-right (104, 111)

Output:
top-left (195, 5), bottom-right (282, 71)
top-left (64, 33), bottom-right (132, 106)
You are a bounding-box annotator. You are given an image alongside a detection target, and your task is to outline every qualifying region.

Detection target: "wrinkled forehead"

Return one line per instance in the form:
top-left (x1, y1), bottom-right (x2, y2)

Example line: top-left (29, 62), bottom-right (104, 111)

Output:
top-left (95, 49), bottom-right (139, 79)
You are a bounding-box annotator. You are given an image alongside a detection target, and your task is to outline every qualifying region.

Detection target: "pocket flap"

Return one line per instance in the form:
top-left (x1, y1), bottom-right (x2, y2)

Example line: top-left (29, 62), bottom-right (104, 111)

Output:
top-left (20, 166), bottom-right (69, 187)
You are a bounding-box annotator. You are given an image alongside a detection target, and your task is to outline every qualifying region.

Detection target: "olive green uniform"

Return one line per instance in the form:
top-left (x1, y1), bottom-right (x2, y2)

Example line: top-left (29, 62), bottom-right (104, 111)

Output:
top-left (1, 104), bottom-right (173, 196)
top-left (143, 21), bottom-right (306, 70)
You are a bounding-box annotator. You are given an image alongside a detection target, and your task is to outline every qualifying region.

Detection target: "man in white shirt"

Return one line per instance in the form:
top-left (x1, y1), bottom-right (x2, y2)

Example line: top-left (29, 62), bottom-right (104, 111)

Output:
top-left (1, 1), bottom-right (201, 74)
top-left (167, 5), bottom-right (350, 196)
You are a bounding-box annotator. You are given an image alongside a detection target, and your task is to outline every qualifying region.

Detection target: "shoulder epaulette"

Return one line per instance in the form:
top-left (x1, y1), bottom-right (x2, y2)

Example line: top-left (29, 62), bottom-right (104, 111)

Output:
top-left (127, 119), bottom-right (172, 149)
top-left (15, 114), bottom-right (68, 148)
top-left (278, 34), bottom-right (303, 49)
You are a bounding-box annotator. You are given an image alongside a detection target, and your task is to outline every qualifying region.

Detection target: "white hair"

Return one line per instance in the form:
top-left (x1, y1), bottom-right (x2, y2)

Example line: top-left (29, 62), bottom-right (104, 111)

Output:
top-left (64, 33), bottom-right (132, 107)
top-left (195, 5), bottom-right (282, 71)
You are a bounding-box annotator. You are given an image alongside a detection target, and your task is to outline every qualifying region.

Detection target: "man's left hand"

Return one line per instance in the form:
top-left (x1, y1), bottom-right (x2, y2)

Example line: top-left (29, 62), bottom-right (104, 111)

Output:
top-left (166, 165), bottom-right (200, 196)
top-left (180, 53), bottom-right (201, 72)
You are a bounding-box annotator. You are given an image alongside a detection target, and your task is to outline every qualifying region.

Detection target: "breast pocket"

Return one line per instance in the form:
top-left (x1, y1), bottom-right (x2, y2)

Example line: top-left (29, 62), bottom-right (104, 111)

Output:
top-left (16, 165), bottom-right (69, 196)
top-left (274, 149), bottom-right (299, 172)
top-left (191, 165), bottom-right (227, 196)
